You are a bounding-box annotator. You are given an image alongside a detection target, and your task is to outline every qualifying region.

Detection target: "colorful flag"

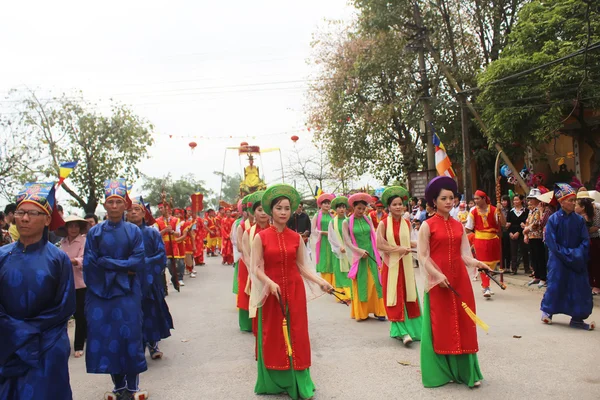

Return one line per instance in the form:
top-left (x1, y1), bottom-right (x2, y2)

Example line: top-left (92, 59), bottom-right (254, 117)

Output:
top-left (432, 132), bottom-right (456, 178)
top-left (314, 186), bottom-right (323, 198)
top-left (57, 161), bottom-right (78, 187)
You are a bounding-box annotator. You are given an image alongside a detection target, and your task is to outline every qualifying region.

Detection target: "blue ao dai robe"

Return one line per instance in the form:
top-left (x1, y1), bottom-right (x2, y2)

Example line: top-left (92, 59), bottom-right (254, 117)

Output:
top-left (139, 224), bottom-right (173, 343)
top-left (0, 238), bottom-right (76, 400)
top-left (83, 220), bottom-right (147, 375)
top-left (541, 209), bottom-right (592, 319)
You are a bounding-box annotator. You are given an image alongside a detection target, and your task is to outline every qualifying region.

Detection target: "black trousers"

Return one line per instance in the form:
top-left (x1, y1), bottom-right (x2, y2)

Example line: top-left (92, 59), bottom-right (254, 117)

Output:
top-left (529, 238), bottom-right (547, 281)
top-left (74, 288), bottom-right (87, 351)
top-left (510, 235), bottom-right (530, 272)
top-left (501, 231), bottom-right (511, 270)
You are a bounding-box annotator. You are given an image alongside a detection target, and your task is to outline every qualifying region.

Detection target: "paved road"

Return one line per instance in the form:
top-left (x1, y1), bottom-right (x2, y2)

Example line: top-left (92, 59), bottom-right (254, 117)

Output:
top-left (70, 256), bottom-right (599, 400)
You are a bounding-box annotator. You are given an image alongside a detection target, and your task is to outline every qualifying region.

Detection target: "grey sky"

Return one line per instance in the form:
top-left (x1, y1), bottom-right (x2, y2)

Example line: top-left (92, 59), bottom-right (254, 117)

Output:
top-left (0, 1), bottom-right (381, 209)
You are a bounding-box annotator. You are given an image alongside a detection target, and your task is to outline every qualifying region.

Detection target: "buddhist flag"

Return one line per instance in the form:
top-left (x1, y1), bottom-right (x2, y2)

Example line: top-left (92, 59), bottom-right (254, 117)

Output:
top-left (314, 186), bottom-right (323, 198)
top-left (57, 161), bottom-right (78, 187)
top-left (433, 132), bottom-right (456, 178)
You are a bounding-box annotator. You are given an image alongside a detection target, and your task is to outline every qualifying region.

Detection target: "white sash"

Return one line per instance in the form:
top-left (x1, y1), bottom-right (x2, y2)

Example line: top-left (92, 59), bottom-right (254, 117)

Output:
top-left (385, 216), bottom-right (416, 306)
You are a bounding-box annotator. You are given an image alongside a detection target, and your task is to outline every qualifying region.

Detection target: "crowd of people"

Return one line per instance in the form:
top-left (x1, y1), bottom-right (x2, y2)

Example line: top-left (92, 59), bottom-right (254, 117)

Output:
top-left (1, 175), bottom-right (598, 400)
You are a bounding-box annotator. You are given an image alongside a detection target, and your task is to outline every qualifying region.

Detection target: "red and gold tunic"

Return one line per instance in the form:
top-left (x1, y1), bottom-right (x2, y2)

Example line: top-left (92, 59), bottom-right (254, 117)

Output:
top-left (381, 217), bottom-right (420, 322)
top-left (194, 216), bottom-right (205, 262)
top-left (154, 216), bottom-right (182, 258)
top-left (369, 210), bottom-right (388, 229)
top-left (258, 226), bottom-right (311, 370)
top-left (221, 217), bottom-right (234, 263)
top-left (206, 217), bottom-right (217, 238)
top-left (427, 214), bottom-right (478, 354)
top-left (215, 215), bottom-right (223, 239)
top-left (469, 206), bottom-right (500, 264)
top-left (181, 218), bottom-right (195, 255)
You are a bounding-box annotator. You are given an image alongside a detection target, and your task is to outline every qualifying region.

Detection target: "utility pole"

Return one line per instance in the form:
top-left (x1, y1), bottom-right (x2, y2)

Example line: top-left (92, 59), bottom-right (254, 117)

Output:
top-left (460, 95), bottom-right (472, 200)
top-left (413, 1), bottom-right (436, 176)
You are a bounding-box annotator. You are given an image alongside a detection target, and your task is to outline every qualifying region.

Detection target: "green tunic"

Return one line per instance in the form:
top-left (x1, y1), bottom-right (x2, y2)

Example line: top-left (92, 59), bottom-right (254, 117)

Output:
top-left (351, 217), bottom-right (383, 302)
top-left (330, 217), bottom-right (352, 288)
top-left (315, 212), bottom-right (333, 274)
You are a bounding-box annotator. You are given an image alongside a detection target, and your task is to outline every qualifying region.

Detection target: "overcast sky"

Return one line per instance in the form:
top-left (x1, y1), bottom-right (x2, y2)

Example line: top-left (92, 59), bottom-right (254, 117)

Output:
top-left (0, 1), bottom-right (380, 210)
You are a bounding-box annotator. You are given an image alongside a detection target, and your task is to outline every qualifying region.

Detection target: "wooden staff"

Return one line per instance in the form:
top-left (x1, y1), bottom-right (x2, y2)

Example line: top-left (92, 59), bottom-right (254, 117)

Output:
top-left (478, 268), bottom-right (507, 290)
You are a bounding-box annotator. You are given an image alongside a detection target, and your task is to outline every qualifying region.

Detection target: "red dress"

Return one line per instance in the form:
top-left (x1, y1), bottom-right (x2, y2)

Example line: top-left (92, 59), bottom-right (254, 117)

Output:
top-left (259, 226), bottom-right (311, 370)
top-left (237, 221), bottom-right (266, 311)
top-left (237, 221), bottom-right (251, 311)
top-left (221, 217), bottom-right (234, 264)
top-left (194, 217), bottom-right (205, 264)
top-left (427, 214), bottom-right (478, 354)
top-left (380, 218), bottom-right (420, 322)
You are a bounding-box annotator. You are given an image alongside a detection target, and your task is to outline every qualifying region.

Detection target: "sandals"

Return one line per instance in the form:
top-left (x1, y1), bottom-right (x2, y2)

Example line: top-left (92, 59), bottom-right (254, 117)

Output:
top-left (74, 350), bottom-right (84, 358)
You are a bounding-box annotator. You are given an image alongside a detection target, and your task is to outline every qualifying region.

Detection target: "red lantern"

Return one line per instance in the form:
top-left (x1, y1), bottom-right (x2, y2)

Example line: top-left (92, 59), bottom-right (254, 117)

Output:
top-left (240, 141), bottom-right (248, 147)
top-left (291, 135), bottom-right (299, 143)
top-left (189, 142), bottom-right (197, 152)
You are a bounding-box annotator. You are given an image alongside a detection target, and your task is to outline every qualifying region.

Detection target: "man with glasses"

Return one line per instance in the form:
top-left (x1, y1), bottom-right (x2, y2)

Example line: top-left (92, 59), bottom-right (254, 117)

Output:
top-left (0, 182), bottom-right (75, 399)
top-left (83, 179), bottom-right (148, 400)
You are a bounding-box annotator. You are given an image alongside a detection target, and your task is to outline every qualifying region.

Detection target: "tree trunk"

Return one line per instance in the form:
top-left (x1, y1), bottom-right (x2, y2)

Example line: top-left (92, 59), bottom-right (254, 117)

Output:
top-left (84, 198), bottom-right (98, 215)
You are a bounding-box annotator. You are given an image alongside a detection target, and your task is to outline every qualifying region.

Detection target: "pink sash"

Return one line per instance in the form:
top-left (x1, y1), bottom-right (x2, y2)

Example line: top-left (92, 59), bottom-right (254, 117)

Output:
top-left (315, 210), bottom-right (323, 264)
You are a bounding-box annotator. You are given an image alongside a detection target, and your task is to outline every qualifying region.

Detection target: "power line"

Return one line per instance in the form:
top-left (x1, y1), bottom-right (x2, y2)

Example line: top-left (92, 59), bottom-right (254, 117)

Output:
top-left (461, 40), bottom-right (600, 93)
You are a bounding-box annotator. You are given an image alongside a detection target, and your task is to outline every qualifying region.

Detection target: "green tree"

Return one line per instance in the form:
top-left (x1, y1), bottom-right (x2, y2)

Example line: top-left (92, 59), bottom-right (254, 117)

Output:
top-left (477, 0), bottom-right (600, 179)
top-left (307, 22), bottom-right (426, 184)
top-left (0, 114), bottom-right (43, 200)
top-left (213, 172), bottom-right (242, 206)
top-left (308, 0), bottom-right (527, 193)
top-left (141, 173), bottom-right (212, 211)
top-left (7, 90), bottom-right (155, 213)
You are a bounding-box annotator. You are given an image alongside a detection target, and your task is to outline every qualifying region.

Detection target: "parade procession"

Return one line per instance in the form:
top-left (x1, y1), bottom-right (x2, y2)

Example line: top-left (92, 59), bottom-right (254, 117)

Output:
top-left (1, 0), bottom-right (600, 399)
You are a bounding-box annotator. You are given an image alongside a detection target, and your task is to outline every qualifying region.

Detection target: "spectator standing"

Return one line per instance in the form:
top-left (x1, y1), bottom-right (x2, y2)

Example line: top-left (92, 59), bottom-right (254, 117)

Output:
top-left (575, 190), bottom-right (600, 295)
top-left (523, 189), bottom-right (546, 287)
top-left (85, 213), bottom-right (99, 227)
top-left (507, 194), bottom-right (530, 275)
top-left (417, 198), bottom-right (427, 222)
top-left (287, 202), bottom-right (311, 245)
top-left (500, 195), bottom-right (511, 272)
top-left (3, 203), bottom-right (19, 242)
top-left (0, 211), bottom-right (13, 246)
top-left (58, 215), bottom-right (90, 358)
